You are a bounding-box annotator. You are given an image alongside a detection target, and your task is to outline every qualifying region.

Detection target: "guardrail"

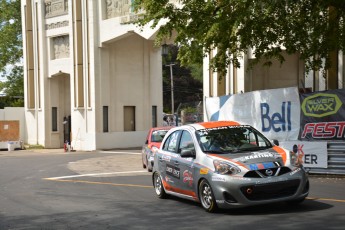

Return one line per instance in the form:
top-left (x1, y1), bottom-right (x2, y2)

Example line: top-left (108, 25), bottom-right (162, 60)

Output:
top-left (308, 142), bottom-right (345, 175)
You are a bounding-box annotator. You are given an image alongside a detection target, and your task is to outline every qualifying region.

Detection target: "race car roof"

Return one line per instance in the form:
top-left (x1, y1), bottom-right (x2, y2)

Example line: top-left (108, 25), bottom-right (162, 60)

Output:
top-left (190, 121), bottom-right (241, 130)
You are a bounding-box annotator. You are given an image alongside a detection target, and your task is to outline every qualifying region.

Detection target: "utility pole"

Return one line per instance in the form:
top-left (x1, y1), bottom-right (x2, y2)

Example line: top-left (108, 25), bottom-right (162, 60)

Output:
top-left (166, 63), bottom-right (175, 114)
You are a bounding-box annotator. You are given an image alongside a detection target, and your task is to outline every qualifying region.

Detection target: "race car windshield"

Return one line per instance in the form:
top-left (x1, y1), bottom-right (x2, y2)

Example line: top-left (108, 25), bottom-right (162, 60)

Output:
top-left (151, 130), bottom-right (169, 142)
top-left (196, 125), bottom-right (272, 153)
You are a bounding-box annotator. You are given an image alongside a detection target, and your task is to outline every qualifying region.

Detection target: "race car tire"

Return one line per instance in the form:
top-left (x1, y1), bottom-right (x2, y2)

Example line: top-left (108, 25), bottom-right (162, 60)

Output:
top-left (147, 157), bottom-right (152, 172)
top-left (153, 172), bottom-right (167, 199)
top-left (142, 155), bottom-right (147, 169)
top-left (198, 179), bottom-right (218, 213)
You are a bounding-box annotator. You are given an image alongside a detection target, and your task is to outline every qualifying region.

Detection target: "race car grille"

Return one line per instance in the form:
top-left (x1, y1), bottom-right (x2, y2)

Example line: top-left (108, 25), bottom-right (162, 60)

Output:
top-left (240, 179), bottom-right (300, 201)
top-left (243, 166), bottom-right (292, 178)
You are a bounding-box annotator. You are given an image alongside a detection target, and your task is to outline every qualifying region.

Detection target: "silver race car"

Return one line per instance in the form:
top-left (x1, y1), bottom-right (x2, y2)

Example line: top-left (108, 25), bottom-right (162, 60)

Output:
top-left (152, 121), bottom-right (309, 212)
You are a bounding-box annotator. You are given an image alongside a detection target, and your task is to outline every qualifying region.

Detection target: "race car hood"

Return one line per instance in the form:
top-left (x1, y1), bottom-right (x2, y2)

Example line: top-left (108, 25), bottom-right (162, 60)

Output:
top-left (208, 148), bottom-right (285, 167)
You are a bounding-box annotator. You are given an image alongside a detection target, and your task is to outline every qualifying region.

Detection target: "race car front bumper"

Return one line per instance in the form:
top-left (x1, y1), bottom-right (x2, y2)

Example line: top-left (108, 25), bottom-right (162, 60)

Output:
top-left (208, 167), bottom-right (309, 209)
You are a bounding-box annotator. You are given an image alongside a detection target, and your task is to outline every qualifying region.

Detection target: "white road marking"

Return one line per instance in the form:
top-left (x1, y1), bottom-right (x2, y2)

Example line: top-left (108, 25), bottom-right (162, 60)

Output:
top-left (44, 170), bottom-right (148, 180)
top-left (98, 151), bottom-right (141, 155)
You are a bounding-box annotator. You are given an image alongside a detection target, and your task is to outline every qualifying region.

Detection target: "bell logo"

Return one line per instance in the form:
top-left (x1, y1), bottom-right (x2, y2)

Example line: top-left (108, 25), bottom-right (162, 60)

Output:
top-left (301, 93), bottom-right (342, 118)
top-left (260, 102), bottom-right (291, 132)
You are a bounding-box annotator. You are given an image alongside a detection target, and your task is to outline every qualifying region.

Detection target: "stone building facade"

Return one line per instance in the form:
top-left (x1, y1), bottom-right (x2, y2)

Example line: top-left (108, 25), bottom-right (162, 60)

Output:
top-left (21, 0), bottom-right (163, 150)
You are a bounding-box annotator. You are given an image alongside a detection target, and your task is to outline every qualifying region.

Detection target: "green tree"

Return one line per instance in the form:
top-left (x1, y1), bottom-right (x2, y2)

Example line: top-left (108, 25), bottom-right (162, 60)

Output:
top-left (0, 65), bottom-right (24, 108)
top-left (0, 0), bottom-right (23, 106)
top-left (133, 0), bottom-right (345, 84)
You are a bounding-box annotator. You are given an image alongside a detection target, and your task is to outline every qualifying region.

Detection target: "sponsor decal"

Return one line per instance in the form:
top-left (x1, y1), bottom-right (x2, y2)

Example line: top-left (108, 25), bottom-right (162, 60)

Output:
top-left (200, 168), bottom-right (209, 175)
top-left (165, 176), bottom-right (174, 183)
top-left (166, 164), bottom-right (180, 179)
top-left (301, 122), bottom-right (345, 139)
top-left (261, 101), bottom-right (291, 132)
top-left (162, 155), bottom-right (171, 162)
top-left (301, 93), bottom-right (342, 118)
top-left (212, 176), bottom-right (226, 182)
top-left (292, 144), bottom-right (305, 165)
top-left (280, 141), bottom-right (327, 168)
top-left (197, 125), bottom-right (247, 135)
top-left (299, 90), bottom-right (345, 141)
top-left (229, 176), bottom-right (252, 181)
top-left (249, 162), bottom-right (276, 170)
top-left (183, 170), bottom-right (193, 186)
top-left (290, 167), bottom-right (301, 176)
top-left (236, 152), bottom-right (274, 162)
top-left (256, 177), bottom-right (288, 185)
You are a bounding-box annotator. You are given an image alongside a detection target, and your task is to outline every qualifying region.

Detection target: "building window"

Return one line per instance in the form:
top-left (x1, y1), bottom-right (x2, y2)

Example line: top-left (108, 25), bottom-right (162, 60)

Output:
top-left (152, 106), bottom-right (157, 127)
top-left (52, 107), bottom-right (58, 131)
top-left (103, 106), bottom-right (109, 132)
top-left (124, 106), bottom-right (135, 131)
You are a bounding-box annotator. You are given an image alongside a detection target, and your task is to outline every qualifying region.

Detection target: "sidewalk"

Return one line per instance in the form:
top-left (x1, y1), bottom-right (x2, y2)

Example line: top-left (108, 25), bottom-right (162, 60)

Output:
top-left (0, 148), bottom-right (146, 176)
top-left (0, 148), bottom-right (67, 156)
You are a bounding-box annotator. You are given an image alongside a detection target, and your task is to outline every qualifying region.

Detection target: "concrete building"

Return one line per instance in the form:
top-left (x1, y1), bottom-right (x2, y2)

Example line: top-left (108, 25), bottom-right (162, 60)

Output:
top-left (203, 49), bottom-right (344, 99)
top-left (21, 0), bottom-right (164, 150)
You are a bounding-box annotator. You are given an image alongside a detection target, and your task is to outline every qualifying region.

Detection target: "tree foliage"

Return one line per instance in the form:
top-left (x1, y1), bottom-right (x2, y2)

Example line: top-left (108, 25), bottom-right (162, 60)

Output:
top-left (0, 65), bottom-right (24, 107)
top-left (0, 0), bottom-right (22, 73)
top-left (0, 0), bottom-right (23, 106)
top-left (133, 0), bottom-right (345, 74)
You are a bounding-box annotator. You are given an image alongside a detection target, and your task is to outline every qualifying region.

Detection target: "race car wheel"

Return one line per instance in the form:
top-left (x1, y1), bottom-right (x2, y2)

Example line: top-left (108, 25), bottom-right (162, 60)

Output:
top-left (146, 156), bottom-right (152, 172)
top-left (199, 179), bottom-right (218, 212)
top-left (153, 172), bottom-right (167, 199)
top-left (142, 155), bottom-right (147, 169)
top-left (147, 165), bottom-right (153, 172)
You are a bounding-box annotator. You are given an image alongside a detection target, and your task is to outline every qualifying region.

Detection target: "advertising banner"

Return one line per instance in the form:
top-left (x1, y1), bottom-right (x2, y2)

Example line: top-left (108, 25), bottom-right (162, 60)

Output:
top-left (205, 87), bottom-right (300, 141)
top-left (280, 141), bottom-right (327, 168)
top-left (299, 89), bottom-right (345, 141)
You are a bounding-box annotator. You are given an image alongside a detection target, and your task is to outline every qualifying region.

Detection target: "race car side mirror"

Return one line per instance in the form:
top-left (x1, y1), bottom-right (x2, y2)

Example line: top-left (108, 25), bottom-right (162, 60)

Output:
top-left (181, 149), bottom-right (196, 158)
top-left (272, 139), bottom-right (279, 146)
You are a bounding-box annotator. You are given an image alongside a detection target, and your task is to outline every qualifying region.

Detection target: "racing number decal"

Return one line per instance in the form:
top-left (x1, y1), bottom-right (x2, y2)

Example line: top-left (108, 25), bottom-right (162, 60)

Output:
top-left (166, 164), bottom-right (180, 179)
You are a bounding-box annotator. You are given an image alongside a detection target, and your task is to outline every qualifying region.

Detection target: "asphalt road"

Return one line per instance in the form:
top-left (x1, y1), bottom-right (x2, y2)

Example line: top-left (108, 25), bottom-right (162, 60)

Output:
top-left (0, 149), bottom-right (344, 230)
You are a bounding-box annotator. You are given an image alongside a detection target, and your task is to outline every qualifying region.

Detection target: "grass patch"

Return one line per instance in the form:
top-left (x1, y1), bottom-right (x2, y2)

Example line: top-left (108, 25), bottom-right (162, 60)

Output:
top-left (25, 145), bottom-right (44, 150)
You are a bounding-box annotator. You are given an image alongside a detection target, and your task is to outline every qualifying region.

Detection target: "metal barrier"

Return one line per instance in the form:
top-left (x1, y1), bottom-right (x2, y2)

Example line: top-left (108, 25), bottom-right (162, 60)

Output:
top-left (308, 142), bottom-right (345, 175)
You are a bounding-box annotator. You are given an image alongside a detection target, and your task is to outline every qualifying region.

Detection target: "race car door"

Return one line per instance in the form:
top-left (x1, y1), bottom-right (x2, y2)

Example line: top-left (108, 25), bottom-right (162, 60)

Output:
top-left (175, 130), bottom-right (196, 197)
top-left (159, 130), bottom-right (182, 189)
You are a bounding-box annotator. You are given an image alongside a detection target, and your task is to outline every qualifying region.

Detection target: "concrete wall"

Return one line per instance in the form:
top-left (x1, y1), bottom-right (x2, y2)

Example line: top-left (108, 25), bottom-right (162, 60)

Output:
top-left (0, 107), bottom-right (26, 142)
top-left (247, 52), bottom-right (304, 91)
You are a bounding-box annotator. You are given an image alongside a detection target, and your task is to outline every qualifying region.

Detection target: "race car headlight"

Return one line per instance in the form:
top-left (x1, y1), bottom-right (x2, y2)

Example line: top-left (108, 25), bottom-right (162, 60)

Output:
top-left (213, 160), bottom-right (241, 175)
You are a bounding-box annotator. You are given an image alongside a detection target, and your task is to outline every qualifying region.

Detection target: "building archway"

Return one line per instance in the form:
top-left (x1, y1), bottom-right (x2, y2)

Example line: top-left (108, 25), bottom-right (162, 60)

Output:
top-left (50, 72), bottom-right (71, 148)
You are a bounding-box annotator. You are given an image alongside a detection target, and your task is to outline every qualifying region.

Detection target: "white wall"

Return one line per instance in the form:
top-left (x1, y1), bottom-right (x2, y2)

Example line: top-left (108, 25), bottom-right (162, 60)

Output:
top-left (0, 107), bottom-right (26, 142)
top-left (247, 52), bottom-right (303, 91)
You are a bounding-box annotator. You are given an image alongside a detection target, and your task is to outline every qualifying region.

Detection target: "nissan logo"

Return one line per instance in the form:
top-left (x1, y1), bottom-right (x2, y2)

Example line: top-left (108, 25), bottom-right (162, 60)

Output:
top-left (265, 169), bottom-right (273, 176)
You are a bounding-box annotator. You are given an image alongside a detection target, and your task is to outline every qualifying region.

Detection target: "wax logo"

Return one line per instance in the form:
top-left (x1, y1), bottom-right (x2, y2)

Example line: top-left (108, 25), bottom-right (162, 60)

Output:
top-left (301, 93), bottom-right (341, 117)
